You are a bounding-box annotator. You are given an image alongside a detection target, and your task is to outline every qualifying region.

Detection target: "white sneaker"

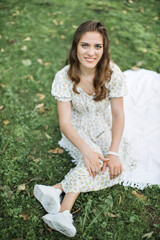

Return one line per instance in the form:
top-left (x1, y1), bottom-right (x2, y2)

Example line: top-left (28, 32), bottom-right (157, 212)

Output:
top-left (42, 210), bottom-right (76, 237)
top-left (33, 184), bottom-right (62, 213)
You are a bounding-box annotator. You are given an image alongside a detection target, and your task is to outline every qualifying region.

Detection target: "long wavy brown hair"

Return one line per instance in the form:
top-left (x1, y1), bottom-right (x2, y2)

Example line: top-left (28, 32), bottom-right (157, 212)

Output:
top-left (66, 20), bottom-right (113, 101)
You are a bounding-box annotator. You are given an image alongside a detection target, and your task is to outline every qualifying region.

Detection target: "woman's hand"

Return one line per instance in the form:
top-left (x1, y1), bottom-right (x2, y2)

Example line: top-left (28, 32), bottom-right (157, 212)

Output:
top-left (102, 155), bottom-right (123, 179)
top-left (83, 149), bottom-right (107, 178)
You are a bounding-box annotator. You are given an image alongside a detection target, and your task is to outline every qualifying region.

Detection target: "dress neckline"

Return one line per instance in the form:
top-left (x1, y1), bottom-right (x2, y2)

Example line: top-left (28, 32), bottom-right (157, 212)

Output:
top-left (77, 86), bottom-right (95, 97)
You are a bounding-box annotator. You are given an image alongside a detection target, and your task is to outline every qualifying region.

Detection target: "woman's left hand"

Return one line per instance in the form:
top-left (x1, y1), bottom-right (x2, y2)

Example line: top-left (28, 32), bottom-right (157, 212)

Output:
top-left (102, 155), bottom-right (123, 179)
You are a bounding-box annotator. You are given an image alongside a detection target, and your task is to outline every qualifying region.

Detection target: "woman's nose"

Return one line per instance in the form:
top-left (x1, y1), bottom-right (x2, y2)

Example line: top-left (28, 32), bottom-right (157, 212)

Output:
top-left (87, 47), bottom-right (95, 56)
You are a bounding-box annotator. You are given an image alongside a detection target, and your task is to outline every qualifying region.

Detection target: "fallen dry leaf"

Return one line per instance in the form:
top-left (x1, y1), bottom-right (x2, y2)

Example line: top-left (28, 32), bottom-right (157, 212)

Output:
top-left (72, 25), bottom-right (78, 29)
top-left (21, 45), bottom-right (27, 51)
top-left (22, 59), bottom-right (32, 66)
top-left (12, 10), bottom-right (20, 16)
top-left (17, 184), bottom-right (25, 192)
top-left (131, 66), bottom-right (139, 70)
top-left (59, 21), bottom-right (64, 25)
top-left (0, 105), bottom-right (4, 110)
top-left (116, 40), bottom-right (119, 45)
top-left (123, 10), bottom-right (127, 14)
top-left (119, 195), bottom-right (122, 204)
top-left (36, 93), bottom-right (45, 100)
top-left (53, 19), bottom-right (58, 25)
top-left (24, 75), bottom-right (33, 80)
top-left (132, 190), bottom-right (147, 200)
top-left (45, 133), bottom-right (52, 139)
top-left (1, 48), bottom-right (5, 52)
top-left (44, 62), bottom-right (51, 66)
top-left (142, 48), bottom-right (147, 53)
top-left (48, 148), bottom-right (64, 154)
top-left (24, 36), bottom-right (31, 41)
top-left (45, 125), bottom-right (49, 130)
top-left (39, 107), bottom-right (45, 113)
top-left (37, 58), bottom-right (43, 64)
top-left (0, 35), bottom-right (2, 39)
top-left (0, 83), bottom-right (5, 88)
top-left (0, 185), bottom-right (14, 199)
top-left (104, 212), bottom-right (118, 218)
top-left (3, 120), bottom-right (10, 125)
top-left (35, 103), bottom-right (44, 109)
top-left (19, 213), bottom-right (30, 220)
top-left (61, 35), bottom-right (66, 39)
top-left (27, 155), bottom-right (34, 160)
top-left (142, 231), bottom-right (153, 239)
top-left (33, 158), bottom-right (41, 163)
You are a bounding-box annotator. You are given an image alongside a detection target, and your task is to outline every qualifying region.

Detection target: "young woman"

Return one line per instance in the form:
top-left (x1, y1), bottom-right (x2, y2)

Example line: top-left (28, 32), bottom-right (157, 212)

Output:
top-left (33, 21), bottom-right (160, 237)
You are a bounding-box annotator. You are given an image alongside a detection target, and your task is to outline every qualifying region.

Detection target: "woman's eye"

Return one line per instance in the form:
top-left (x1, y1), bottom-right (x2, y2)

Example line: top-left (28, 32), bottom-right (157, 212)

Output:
top-left (82, 44), bottom-right (88, 48)
top-left (95, 45), bottom-right (102, 49)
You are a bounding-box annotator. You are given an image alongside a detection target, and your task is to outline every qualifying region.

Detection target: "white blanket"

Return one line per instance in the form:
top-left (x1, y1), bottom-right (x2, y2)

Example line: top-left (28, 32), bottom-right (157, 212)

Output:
top-left (121, 69), bottom-right (160, 189)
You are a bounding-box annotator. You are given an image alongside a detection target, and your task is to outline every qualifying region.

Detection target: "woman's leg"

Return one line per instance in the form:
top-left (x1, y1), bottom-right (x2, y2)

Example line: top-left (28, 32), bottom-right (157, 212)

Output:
top-left (60, 192), bottom-right (80, 212)
top-left (53, 183), bottom-right (80, 212)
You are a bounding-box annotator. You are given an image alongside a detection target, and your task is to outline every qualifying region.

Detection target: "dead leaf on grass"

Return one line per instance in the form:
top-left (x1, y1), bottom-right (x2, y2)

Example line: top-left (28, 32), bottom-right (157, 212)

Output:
top-left (72, 25), bottom-right (78, 29)
top-left (45, 133), bottom-right (52, 139)
top-left (12, 10), bottom-right (20, 16)
top-left (33, 158), bottom-right (41, 163)
top-left (0, 105), bottom-right (4, 110)
top-left (0, 185), bottom-right (14, 199)
top-left (48, 148), bottom-right (64, 154)
top-left (17, 184), bottom-right (26, 192)
top-left (19, 213), bottom-right (30, 220)
top-left (61, 35), bottom-right (66, 39)
top-left (22, 59), bottom-right (32, 66)
top-left (37, 58), bottom-right (43, 64)
top-left (36, 93), bottom-right (45, 100)
top-left (142, 231), bottom-right (153, 239)
top-left (3, 120), bottom-right (10, 125)
top-left (44, 62), bottom-right (51, 66)
top-left (131, 66), bottom-right (139, 70)
top-left (34, 103), bottom-right (44, 110)
top-left (119, 195), bottom-right (122, 204)
top-left (1, 48), bottom-right (5, 52)
top-left (24, 36), bottom-right (31, 41)
top-left (132, 190), bottom-right (147, 200)
top-left (0, 83), bottom-right (5, 88)
top-left (24, 75), bottom-right (33, 80)
top-left (53, 19), bottom-right (58, 25)
top-left (104, 212), bottom-right (118, 218)
top-left (21, 45), bottom-right (27, 51)
top-left (39, 107), bottom-right (45, 113)
top-left (142, 48), bottom-right (147, 53)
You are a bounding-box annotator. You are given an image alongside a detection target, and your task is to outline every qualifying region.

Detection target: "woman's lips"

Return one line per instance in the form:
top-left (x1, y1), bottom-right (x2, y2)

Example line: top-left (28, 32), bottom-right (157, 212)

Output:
top-left (85, 57), bottom-right (96, 63)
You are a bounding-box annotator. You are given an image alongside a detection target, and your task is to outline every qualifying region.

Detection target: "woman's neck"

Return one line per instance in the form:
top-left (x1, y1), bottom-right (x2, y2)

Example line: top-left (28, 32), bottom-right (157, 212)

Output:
top-left (79, 65), bottom-right (96, 79)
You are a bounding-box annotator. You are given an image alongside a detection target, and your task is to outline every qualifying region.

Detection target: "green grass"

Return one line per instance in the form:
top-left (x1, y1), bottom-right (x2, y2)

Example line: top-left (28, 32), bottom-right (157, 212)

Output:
top-left (0, 0), bottom-right (160, 239)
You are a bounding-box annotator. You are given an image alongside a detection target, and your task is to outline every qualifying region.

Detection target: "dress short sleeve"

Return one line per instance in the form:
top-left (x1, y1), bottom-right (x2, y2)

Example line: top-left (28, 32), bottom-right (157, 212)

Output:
top-left (51, 66), bottom-right (73, 102)
top-left (107, 62), bottom-right (128, 98)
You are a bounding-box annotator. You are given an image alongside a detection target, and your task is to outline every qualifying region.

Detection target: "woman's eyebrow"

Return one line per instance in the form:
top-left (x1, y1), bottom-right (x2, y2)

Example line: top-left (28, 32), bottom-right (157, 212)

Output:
top-left (80, 41), bottom-right (103, 45)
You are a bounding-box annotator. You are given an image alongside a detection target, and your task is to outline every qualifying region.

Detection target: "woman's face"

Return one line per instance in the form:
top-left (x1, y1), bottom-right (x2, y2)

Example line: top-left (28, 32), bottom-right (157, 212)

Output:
top-left (77, 31), bottom-right (103, 71)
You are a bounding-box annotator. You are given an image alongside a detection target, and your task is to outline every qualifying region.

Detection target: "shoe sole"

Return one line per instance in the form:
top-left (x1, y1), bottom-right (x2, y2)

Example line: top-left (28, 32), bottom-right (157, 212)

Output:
top-left (33, 185), bottom-right (60, 213)
top-left (42, 216), bottom-right (76, 237)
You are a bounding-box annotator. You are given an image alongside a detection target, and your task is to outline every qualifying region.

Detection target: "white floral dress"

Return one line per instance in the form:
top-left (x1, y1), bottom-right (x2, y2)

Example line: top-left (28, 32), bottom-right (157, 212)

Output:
top-left (51, 61), bottom-right (136, 193)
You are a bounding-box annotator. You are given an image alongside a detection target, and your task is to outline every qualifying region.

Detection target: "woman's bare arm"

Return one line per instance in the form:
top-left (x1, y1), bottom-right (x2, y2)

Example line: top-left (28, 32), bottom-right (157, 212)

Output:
top-left (102, 97), bottom-right (124, 179)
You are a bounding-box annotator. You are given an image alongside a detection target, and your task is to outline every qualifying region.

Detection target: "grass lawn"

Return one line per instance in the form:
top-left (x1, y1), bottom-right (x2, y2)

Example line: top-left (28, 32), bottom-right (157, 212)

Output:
top-left (0, 0), bottom-right (160, 239)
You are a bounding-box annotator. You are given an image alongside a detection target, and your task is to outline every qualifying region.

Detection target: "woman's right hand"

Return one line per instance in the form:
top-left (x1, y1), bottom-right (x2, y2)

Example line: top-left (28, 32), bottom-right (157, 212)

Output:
top-left (82, 148), bottom-right (108, 178)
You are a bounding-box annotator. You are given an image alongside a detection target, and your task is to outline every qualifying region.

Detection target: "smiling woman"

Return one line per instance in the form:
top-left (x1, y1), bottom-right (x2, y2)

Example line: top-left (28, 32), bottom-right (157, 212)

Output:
top-left (33, 20), bottom-right (160, 238)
